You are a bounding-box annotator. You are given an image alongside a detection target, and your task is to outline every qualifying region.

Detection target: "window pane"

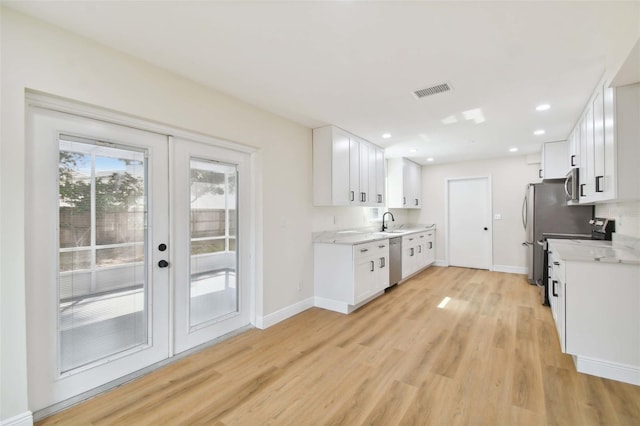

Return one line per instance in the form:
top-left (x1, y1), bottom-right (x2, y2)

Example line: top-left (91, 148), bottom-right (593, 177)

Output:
top-left (58, 137), bottom-right (148, 373)
top-left (189, 159), bottom-right (238, 327)
top-left (59, 152), bottom-right (91, 248)
top-left (190, 239), bottom-right (225, 255)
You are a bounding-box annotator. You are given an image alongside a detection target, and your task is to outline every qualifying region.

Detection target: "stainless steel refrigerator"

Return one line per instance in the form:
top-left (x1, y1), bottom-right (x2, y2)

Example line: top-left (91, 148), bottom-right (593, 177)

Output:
top-left (522, 182), bottom-right (593, 285)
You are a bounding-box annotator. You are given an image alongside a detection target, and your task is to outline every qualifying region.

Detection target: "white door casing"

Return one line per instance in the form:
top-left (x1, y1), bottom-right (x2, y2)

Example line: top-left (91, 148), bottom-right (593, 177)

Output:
top-left (25, 94), bottom-right (257, 413)
top-left (446, 177), bottom-right (492, 269)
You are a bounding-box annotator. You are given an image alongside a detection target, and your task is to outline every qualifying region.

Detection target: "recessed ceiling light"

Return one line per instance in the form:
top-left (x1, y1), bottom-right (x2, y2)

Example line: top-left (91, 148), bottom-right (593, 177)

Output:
top-left (409, 148), bottom-right (417, 153)
top-left (382, 133), bottom-right (391, 139)
top-left (426, 157), bottom-right (434, 162)
top-left (509, 147), bottom-right (519, 152)
top-left (536, 104), bottom-right (551, 111)
top-left (534, 129), bottom-right (546, 136)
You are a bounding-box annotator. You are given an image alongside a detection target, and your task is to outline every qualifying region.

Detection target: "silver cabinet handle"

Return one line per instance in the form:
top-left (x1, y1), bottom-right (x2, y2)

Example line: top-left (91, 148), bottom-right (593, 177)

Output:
top-left (370, 260), bottom-right (375, 272)
top-left (350, 191), bottom-right (355, 202)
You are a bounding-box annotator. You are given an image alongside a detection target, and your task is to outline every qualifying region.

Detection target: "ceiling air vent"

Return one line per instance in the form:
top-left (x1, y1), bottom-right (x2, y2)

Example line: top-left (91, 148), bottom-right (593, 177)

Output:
top-left (412, 82), bottom-right (452, 99)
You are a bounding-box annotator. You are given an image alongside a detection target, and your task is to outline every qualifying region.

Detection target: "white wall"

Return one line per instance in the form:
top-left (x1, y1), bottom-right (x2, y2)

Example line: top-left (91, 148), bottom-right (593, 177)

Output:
top-left (596, 201), bottom-right (640, 239)
top-left (411, 156), bottom-right (540, 270)
top-left (0, 8), bottom-right (314, 420)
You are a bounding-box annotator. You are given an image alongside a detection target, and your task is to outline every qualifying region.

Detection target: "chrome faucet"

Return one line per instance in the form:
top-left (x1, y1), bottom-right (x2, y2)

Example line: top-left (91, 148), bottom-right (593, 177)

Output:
top-left (381, 211), bottom-right (395, 232)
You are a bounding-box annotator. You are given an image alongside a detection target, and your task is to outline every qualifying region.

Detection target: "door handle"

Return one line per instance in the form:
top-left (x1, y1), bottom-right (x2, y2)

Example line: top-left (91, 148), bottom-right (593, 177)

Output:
top-left (483, 227), bottom-right (488, 231)
top-left (158, 260), bottom-right (169, 268)
top-left (414, 198), bottom-right (418, 206)
top-left (350, 191), bottom-right (355, 202)
top-left (403, 197), bottom-right (406, 205)
top-left (539, 169), bottom-right (543, 179)
top-left (410, 248), bottom-right (414, 256)
top-left (418, 246), bottom-right (422, 253)
top-left (380, 257), bottom-right (385, 268)
top-left (570, 154), bottom-right (576, 167)
top-left (158, 243), bottom-right (167, 251)
top-left (370, 260), bottom-right (375, 272)
top-left (552, 280), bottom-right (558, 297)
top-left (429, 242), bottom-right (433, 249)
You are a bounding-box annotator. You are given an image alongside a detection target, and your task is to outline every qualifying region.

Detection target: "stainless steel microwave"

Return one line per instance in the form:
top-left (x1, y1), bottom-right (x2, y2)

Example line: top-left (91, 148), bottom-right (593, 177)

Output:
top-left (565, 167), bottom-right (579, 202)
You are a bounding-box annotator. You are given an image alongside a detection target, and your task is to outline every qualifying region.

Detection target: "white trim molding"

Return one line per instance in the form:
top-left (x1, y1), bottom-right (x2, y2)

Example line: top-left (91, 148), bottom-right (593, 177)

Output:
top-left (254, 297), bottom-right (314, 329)
top-left (573, 355), bottom-right (640, 386)
top-left (492, 265), bottom-right (528, 275)
top-left (434, 259), bottom-right (448, 267)
top-left (1, 412), bottom-right (33, 426)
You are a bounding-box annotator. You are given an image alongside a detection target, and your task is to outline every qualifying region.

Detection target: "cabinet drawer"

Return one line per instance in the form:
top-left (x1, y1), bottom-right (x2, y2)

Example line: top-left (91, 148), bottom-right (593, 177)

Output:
top-left (354, 240), bottom-right (388, 259)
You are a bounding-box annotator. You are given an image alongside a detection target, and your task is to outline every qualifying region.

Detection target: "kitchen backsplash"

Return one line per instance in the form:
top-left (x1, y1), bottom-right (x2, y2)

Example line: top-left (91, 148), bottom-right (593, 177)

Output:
top-left (312, 207), bottom-right (412, 233)
top-left (596, 201), bottom-right (640, 238)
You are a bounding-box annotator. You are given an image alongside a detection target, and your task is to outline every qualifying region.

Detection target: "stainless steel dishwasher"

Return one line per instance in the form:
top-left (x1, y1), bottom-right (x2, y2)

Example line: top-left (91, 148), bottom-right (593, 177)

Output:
top-left (389, 237), bottom-right (402, 286)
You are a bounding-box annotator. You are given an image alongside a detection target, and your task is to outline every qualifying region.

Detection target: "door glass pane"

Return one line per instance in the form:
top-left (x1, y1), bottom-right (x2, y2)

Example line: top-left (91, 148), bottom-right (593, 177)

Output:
top-left (190, 159), bottom-right (238, 327)
top-left (59, 136), bottom-right (147, 373)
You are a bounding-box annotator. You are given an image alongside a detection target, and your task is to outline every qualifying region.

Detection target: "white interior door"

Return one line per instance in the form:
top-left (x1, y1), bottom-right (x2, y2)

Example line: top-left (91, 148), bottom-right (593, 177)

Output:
top-left (26, 107), bottom-right (170, 411)
top-left (447, 177), bottom-right (492, 269)
top-left (172, 137), bottom-right (251, 354)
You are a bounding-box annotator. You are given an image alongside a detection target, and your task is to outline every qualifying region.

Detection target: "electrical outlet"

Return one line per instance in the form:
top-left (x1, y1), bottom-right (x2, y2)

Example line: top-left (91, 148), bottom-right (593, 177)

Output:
top-left (494, 214), bottom-right (502, 220)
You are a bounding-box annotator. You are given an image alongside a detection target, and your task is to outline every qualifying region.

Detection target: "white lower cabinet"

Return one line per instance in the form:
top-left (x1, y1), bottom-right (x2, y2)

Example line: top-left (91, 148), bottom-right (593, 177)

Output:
top-left (315, 240), bottom-right (389, 314)
top-left (548, 241), bottom-right (640, 385)
top-left (401, 231), bottom-right (435, 279)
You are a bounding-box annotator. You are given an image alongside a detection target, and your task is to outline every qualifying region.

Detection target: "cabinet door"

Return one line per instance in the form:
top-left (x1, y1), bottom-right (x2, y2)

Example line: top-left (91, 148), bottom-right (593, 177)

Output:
top-left (602, 85), bottom-right (616, 200)
top-left (349, 137), bottom-right (360, 205)
top-left (403, 160), bottom-right (421, 208)
top-left (375, 148), bottom-right (385, 205)
top-left (367, 144), bottom-right (377, 206)
top-left (425, 233), bottom-right (435, 265)
top-left (331, 128), bottom-right (352, 205)
top-left (354, 257), bottom-right (375, 304)
top-left (569, 129), bottom-right (579, 168)
top-left (593, 89), bottom-right (606, 197)
top-left (584, 105), bottom-right (596, 199)
top-left (542, 141), bottom-right (569, 179)
top-left (358, 140), bottom-right (369, 204)
top-left (375, 254), bottom-right (389, 291)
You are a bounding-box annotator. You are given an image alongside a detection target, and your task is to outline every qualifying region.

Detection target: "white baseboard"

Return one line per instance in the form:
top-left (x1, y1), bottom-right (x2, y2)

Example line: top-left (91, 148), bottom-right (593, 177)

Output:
top-left (314, 296), bottom-right (350, 314)
top-left (1, 412), bottom-right (33, 426)
top-left (492, 265), bottom-right (528, 275)
top-left (434, 259), bottom-right (448, 267)
top-left (574, 355), bottom-right (640, 386)
top-left (254, 297), bottom-right (314, 329)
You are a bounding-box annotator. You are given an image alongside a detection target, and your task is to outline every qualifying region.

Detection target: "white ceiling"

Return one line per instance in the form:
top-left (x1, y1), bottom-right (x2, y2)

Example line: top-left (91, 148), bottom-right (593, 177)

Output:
top-left (4, 1), bottom-right (640, 164)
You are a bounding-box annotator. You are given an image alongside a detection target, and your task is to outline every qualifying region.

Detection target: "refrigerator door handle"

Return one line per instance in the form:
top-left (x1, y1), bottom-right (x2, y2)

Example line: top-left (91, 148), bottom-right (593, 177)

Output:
top-left (522, 193), bottom-right (528, 230)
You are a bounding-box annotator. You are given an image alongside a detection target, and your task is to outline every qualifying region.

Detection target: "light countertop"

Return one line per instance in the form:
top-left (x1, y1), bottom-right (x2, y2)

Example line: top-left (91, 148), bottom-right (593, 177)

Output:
top-left (314, 224), bottom-right (436, 245)
top-left (547, 239), bottom-right (640, 265)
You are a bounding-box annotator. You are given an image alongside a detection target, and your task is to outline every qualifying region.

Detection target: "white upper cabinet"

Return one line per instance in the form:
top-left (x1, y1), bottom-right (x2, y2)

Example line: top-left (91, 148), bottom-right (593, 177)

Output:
top-left (540, 140), bottom-right (569, 180)
top-left (387, 158), bottom-right (422, 209)
top-left (570, 79), bottom-right (640, 203)
top-left (313, 125), bottom-right (385, 207)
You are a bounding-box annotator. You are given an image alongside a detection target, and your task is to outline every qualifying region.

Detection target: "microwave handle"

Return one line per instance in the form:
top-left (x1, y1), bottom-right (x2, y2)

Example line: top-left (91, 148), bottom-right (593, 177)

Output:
top-left (564, 176), bottom-right (572, 199)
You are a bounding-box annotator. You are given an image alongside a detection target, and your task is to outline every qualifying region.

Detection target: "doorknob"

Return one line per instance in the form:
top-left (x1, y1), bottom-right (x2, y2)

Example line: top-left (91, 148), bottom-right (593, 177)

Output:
top-left (483, 227), bottom-right (488, 231)
top-left (158, 243), bottom-right (167, 251)
top-left (158, 260), bottom-right (169, 268)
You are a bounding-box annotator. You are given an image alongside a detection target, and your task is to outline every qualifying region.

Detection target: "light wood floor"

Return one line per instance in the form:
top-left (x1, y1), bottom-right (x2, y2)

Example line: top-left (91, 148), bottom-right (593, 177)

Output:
top-left (38, 266), bottom-right (640, 425)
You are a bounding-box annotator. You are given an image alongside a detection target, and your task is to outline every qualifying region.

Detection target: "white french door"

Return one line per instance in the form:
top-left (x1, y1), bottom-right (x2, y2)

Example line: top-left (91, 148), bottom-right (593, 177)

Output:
top-left (27, 107), bottom-right (171, 411)
top-left (26, 105), bottom-right (252, 413)
top-left (172, 138), bottom-right (251, 354)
